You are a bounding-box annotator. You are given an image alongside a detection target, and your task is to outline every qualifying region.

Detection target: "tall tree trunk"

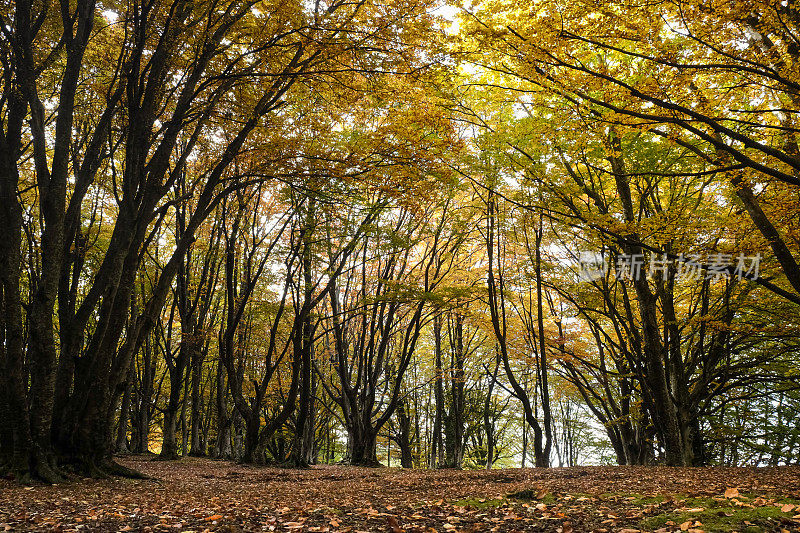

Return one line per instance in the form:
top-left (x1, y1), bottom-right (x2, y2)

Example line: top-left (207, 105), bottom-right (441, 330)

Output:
top-left (159, 346), bottom-right (187, 460)
top-left (0, 95), bottom-right (31, 479)
top-left (133, 334), bottom-right (155, 454)
top-left (534, 219), bottom-right (553, 465)
top-left (115, 361), bottom-right (134, 453)
top-left (214, 360), bottom-right (233, 459)
top-left (484, 354), bottom-right (500, 470)
top-left (189, 346), bottom-right (207, 456)
top-left (431, 314), bottom-right (445, 468)
top-left (292, 214), bottom-right (316, 467)
top-left (485, 191), bottom-right (549, 468)
top-left (395, 400), bottom-right (414, 468)
top-left (607, 131), bottom-right (688, 465)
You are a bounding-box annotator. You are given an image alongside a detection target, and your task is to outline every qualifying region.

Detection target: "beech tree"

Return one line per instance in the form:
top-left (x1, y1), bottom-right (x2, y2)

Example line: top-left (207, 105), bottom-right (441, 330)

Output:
top-left (0, 0), bottom-right (447, 481)
top-left (2, 0), bottom-right (800, 483)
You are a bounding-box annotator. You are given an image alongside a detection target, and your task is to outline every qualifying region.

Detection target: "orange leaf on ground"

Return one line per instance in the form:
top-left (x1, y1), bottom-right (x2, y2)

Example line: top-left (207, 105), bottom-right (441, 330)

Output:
top-left (724, 488), bottom-right (739, 499)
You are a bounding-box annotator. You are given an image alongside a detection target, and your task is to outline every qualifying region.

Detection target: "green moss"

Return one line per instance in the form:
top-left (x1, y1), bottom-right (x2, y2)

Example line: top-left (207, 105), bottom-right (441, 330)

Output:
top-left (596, 492), bottom-right (667, 505)
top-left (639, 495), bottom-right (799, 532)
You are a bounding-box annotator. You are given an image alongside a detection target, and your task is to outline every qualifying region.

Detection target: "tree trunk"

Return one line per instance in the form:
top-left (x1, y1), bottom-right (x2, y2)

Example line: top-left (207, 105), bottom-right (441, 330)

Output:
top-left (431, 314), bottom-right (445, 468)
top-left (132, 334), bottom-right (155, 454)
top-left (484, 355), bottom-right (499, 470)
top-left (0, 113), bottom-right (34, 479)
top-left (347, 424), bottom-right (380, 467)
top-left (444, 313), bottom-right (466, 469)
top-left (396, 401), bottom-right (414, 468)
top-left (189, 345), bottom-right (206, 456)
top-left (485, 192), bottom-right (549, 468)
top-left (159, 353), bottom-right (186, 460)
top-left (115, 361), bottom-right (134, 453)
top-left (534, 219), bottom-right (553, 465)
top-left (607, 132), bottom-right (689, 466)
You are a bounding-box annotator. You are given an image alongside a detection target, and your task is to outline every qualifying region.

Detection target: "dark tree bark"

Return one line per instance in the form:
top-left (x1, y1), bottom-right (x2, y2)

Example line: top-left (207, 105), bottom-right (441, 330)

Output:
top-left (484, 354), bottom-right (500, 470)
top-left (131, 331), bottom-right (156, 454)
top-left (292, 201), bottom-right (318, 467)
top-left (430, 314), bottom-right (445, 468)
top-left (443, 313), bottom-right (466, 469)
top-left (394, 400), bottom-right (414, 468)
top-left (213, 361), bottom-right (233, 460)
top-left (115, 360), bottom-right (134, 454)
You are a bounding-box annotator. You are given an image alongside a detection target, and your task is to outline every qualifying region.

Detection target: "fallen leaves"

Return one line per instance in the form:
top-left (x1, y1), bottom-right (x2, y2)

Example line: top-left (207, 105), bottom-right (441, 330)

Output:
top-left (723, 487), bottom-right (739, 499)
top-left (1, 458), bottom-right (800, 532)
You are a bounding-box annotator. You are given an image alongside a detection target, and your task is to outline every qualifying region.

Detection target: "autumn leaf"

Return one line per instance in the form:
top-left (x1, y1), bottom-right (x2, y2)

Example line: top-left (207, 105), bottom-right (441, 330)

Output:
top-left (387, 516), bottom-right (403, 533)
top-left (724, 488), bottom-right (740, 499)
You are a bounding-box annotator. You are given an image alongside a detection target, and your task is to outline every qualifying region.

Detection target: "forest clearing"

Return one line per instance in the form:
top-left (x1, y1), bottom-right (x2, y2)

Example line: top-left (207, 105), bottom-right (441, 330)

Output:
top-left (2, 0), bottom-right (800, 530)
top-left (2, 456), bottom-right (800, 532)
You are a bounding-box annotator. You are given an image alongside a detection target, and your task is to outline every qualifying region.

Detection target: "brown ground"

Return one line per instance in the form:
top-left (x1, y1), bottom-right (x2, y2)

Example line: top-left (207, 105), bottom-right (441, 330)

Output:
top-left (2, 456), bottom-right (800, 532)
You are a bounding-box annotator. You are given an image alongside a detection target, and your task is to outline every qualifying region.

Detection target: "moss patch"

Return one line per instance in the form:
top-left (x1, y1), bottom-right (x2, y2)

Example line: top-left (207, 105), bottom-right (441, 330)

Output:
top-left (639, 494), bottom-right (800, 532)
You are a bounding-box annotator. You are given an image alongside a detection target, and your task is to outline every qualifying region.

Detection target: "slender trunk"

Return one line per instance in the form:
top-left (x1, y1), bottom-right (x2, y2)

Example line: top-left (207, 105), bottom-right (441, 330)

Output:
top-left (444, 313), bottom-right (466, 469)
top-left (115, 361), bottom-right (134, 453)
top-left (431, 314), bottom-right (444, 468)
top-left (485, 191), bottom-right (548, 467)
top-left (396, 401), bottom-right (414, 468)
top-left (189, 345), bottom-right (206, 456)
top-left (214, 361), bottom-right (232, 459)
top-left (159, 352), bottom-right (186, 460)
top-left (484, 355), bottom-right (499, 470)
top-left (607, 132), bottom-right (688, 465)
top-left (534, 220), bottom-right (552, 464)
top-left (133, 334), bottom-right (154, 454)
top-left (180, 372), bottom-right (190, 457)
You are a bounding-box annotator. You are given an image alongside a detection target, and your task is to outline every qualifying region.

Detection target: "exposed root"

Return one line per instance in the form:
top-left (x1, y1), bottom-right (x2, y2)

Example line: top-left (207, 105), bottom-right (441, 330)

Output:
top-left (81, 457), bottom-right (112, 479)
top-left (343, 458), bottom-right (384, 468)
top-left (100, 458), bottom-right (151, 479)
top-left (11, 460), bottom-right (67, 485)
top-left (0, 451), bottom-right (150, 484)
top-left (55, 455), bottom-right (150, 480)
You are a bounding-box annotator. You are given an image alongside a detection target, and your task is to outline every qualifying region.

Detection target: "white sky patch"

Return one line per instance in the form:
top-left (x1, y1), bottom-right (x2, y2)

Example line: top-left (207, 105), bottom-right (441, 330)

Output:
top-left (431, 2), bottom-right (460, 35)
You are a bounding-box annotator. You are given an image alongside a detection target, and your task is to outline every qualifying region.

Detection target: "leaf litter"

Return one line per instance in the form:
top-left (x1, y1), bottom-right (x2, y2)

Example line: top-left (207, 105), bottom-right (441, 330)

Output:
top-left (1, 457), bottom-right (800, 532)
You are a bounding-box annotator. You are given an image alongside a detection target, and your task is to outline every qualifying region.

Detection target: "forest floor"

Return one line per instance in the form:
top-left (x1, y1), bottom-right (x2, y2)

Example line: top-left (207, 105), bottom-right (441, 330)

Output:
top-left (2, 456), bottom-right (800, 532)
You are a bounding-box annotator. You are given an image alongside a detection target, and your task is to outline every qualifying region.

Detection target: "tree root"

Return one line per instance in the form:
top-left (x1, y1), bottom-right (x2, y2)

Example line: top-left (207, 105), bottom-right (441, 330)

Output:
top-left (1, 451), bottom-right (149, 484)
top-left (56, 455), bottom-right (151, 480)
top-left (11, 459), bottom-right (68, 485)
top-left (342, 458), bottom-right (384, 468)
top-left (99, 458), bottom-right (150, 479)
